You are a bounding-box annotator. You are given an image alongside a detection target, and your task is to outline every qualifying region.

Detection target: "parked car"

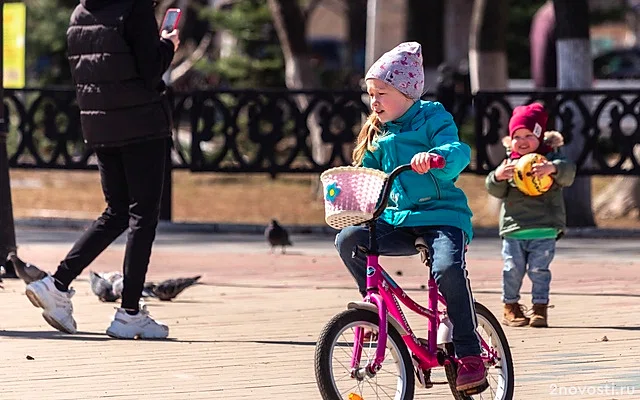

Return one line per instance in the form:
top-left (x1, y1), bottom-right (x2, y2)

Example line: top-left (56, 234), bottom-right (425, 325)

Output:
top-left (593, 47), bottom-right (640, 79)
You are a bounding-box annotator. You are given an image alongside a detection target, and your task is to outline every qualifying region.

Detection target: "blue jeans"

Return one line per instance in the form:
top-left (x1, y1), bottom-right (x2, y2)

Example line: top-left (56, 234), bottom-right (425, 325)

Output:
top-left (501, 238), bottom-right (555, 305)
top-left (335, 221), bottom-right (480, 358)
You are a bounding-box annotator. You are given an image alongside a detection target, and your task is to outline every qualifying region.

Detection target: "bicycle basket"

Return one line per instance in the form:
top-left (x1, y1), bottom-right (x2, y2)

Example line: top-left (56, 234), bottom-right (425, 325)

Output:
top-left (320, 166), bottom-right (388, 230)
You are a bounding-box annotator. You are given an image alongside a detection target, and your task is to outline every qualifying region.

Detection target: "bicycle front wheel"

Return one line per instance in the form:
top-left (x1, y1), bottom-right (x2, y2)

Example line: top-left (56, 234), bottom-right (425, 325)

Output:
top-left (314, 308), bottom-right (415, 400)
top-left (445, 302), bottom-right (515, 400)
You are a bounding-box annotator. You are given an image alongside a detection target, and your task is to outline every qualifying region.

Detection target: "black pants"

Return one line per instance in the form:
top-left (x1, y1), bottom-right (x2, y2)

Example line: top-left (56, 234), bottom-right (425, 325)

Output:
top-left (53, 137), bottom-right (168, 310)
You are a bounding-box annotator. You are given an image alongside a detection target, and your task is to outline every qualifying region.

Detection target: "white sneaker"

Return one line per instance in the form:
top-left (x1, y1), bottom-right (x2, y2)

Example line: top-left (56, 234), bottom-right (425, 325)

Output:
top-left (106, 305), bottom-right (169, 339)
top-left (25, 276), bottom-right (77, 334)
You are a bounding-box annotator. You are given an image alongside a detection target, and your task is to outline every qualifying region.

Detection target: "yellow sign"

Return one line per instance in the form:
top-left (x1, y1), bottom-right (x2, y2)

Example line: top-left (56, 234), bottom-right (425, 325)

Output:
top-left (3, 3), bottom-right (26, 89)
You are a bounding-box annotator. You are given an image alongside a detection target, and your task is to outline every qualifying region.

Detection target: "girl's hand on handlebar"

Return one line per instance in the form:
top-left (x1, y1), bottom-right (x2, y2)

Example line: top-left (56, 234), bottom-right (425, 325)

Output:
top-left (411, 152), bottom-right (439, 174)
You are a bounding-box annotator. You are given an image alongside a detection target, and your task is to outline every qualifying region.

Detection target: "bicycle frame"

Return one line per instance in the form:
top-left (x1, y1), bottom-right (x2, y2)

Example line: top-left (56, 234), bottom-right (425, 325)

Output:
top-left (353, 252), bottom-right (500, 375)
top-left (353, 252), bottom-right (445, 372)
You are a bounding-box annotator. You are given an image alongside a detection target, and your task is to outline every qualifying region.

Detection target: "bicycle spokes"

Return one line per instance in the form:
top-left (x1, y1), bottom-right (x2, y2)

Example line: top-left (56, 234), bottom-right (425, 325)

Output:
top-left (315, 309), bottom-right (415, 400)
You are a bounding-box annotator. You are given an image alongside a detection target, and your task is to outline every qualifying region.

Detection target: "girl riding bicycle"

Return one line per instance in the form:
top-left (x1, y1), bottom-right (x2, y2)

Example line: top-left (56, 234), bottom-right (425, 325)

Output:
top-left (334, 42), bottom-right (487, 393)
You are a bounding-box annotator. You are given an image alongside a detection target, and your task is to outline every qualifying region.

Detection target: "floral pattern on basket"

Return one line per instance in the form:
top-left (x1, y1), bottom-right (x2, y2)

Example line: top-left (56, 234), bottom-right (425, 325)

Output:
top-left (319, 166), bottom-right (388, 230)
top-left (325, 182), bottom-right (341, 203)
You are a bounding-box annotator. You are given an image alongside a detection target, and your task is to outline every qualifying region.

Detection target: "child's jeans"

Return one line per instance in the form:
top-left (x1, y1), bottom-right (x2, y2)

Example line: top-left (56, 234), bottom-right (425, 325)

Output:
top-left (501, 237), bottom-right (555, 305)
top-left (335, 220), bottom-right (480, 358)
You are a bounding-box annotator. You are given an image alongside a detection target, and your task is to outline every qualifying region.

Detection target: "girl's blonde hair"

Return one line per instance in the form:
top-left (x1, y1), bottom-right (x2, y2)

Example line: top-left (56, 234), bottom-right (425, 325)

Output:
top-left (352, 112), bottom-right (382, 166)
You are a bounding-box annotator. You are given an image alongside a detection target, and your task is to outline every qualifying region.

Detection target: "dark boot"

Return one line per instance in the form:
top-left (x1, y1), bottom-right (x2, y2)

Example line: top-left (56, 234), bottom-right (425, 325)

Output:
top-left (530, 303), bottom-right (548, 328)
top-left (502, 303), bottom-right (529, 327)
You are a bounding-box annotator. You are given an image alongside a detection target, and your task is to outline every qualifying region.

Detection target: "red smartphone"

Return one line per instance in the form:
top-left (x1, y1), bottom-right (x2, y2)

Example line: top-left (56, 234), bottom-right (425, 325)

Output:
top-left (160, 8), bottom-right (181, 32)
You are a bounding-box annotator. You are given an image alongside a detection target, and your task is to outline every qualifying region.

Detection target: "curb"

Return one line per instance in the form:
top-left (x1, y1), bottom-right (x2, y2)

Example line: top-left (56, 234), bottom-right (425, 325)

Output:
top-left (14, 217), bottom-right (640, 239)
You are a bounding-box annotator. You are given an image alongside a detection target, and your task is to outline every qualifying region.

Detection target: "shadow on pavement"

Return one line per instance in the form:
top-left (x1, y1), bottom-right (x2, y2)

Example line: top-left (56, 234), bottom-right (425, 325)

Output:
top-left (547, 326), bottom-right (640, 331)
top-left (473, 289), bottom-right (640, 298)
top-left (0, 329), bottom-right (217, 342)
top-left (211, 339), bottom-right (318, 347)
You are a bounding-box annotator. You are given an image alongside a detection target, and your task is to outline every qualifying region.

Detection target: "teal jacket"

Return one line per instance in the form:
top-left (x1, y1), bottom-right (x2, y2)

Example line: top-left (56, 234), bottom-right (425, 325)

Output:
top-left (362, 100), bottom-right (474, 242)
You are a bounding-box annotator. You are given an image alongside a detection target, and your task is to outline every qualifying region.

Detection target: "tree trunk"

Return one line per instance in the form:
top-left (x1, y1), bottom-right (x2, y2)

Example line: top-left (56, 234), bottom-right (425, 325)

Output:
top-left (444, 0), bottom-right (474, 66)
top-left (468, 0), bottom-right (509, 217)
top-left (469, 0), bottom-right (508, 93)
top-left (469, 0), bottom-right (508, 166)
top-left (365, 0), bottom-right (407, 70)
top-left (346, 0), bottom-right (367, 75)
top-left (554, 0), bottom-right (596, 227)
top-left (266, 0), bottom-right (330, 167)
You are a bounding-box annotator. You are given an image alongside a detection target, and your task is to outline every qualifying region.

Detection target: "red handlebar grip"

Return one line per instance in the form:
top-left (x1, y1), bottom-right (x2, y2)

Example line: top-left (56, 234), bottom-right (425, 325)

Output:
top-left (430, 155), bottom-right (445, 169)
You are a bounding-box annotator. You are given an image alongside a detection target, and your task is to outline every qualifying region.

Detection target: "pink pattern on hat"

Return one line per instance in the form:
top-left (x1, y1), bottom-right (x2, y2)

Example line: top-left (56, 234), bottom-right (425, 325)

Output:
top-left (365, 42), bottom-right (425, 100)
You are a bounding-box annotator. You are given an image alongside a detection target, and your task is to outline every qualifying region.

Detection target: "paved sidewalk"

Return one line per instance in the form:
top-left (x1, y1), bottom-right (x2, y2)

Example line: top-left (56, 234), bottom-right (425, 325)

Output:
top-left (1, 228), bottom-right (639, 399)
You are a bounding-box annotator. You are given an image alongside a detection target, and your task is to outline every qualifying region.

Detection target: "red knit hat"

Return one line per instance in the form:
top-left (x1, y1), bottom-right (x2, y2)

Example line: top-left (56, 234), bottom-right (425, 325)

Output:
top-left (508, 103), bottom-right (552, 155)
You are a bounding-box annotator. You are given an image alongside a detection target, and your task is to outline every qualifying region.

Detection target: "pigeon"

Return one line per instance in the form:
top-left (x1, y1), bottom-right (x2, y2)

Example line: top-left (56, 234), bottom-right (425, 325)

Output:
top-left (9, 253), bottom-right (48, 284)
top-left (265, 219), bottom-right (293, 254)
top-left (145, 275), bottom-right (202, 301)
top-left (141, 282), bottom-right (157, 298)
top-left (89, 271), bottom-right (123, 302)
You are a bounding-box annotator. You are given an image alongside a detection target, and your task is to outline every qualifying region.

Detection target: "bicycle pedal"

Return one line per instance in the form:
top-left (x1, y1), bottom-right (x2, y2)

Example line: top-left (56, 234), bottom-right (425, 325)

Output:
top-left (462, 380), bottom-right (489, 395)
top-left (414, 367), bottom-right (433, 389)
top-left (412, 356), bottom-right (433, 389)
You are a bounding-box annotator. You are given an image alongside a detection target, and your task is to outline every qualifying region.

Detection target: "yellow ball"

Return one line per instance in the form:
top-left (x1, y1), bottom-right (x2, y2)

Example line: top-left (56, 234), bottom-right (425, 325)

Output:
top-left (512, 153), bottom-right (553, 196)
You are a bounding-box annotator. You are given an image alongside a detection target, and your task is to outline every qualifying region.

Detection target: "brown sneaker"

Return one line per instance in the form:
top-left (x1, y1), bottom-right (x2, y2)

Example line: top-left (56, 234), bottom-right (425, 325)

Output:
top-left (530, 304), bottom-right (548, 327)
top-left (502, 303), bottom-right (529, 327)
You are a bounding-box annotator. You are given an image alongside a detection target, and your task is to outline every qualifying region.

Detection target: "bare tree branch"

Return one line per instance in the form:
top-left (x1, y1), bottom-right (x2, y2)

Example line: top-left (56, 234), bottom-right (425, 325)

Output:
top-left (169, 33), bottom-right (213, 83)
top-left (267, 0), bottom-right (309, 63)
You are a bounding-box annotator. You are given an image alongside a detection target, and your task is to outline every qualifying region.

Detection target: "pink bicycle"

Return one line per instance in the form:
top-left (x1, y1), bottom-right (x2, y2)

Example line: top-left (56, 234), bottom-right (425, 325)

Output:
top-left (315, 163), bottom-right (514, 400)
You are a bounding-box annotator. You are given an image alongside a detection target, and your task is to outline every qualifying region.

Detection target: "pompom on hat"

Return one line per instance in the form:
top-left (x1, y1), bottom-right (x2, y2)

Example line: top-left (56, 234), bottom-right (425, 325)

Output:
top-left (365, 42), bottom-right (425, 100)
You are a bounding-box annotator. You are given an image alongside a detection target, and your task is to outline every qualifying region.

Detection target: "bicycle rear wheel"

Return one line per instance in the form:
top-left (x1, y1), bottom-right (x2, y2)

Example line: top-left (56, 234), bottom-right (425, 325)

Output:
top-left (444, 302), bottom-right (514, 400)
top-left (314, 308), bottom-right (415, 400)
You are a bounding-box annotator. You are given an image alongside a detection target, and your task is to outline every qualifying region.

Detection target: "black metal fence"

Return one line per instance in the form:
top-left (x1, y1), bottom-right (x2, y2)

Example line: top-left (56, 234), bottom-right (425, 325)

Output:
top-left (3, 88), bottom-right (459, 173)
top-left (474, 89), bottom-right (640, 175)
top-left (4, 86), bottom-right (640, 220)
top-left (6, 87), bottom-right (639, 175)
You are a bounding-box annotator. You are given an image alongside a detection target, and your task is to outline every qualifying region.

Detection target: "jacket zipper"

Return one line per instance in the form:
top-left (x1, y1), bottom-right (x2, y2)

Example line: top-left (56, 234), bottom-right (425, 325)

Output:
top-left (428, 172), bottom-right (441, 200)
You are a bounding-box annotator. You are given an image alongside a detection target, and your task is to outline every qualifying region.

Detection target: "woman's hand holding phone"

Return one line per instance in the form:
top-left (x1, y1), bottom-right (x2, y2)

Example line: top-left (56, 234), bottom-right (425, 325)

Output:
top-left (161, 29), bottom-right (180, 52)
top-left (160, 8), bottom-right (181, 51)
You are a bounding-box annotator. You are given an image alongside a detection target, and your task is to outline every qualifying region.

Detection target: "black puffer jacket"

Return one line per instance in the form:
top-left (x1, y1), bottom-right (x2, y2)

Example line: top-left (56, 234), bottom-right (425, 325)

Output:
top-left (67, 0), bottom-right (175, 147)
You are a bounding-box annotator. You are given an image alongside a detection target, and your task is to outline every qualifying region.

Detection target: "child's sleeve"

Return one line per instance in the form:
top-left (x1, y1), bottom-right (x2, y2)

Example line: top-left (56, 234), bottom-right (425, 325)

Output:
top-left (548, 152), bottom-right (576, 187)
top-left (426, 111), bottom-right (471, 181)
top-left (485, 170), bottom-right (509, 199)
top-left (361, 149), bottom-right (382, 170)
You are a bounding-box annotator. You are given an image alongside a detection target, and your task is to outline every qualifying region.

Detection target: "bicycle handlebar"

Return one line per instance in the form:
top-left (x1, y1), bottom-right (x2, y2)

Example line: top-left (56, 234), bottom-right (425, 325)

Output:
top-left (371, 155), bottom-right (445, 220)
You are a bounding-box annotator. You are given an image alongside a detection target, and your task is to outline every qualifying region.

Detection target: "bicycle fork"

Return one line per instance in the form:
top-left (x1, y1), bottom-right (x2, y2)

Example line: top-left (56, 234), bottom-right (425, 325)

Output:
top-left (350, 293), bottom-right (388, 379)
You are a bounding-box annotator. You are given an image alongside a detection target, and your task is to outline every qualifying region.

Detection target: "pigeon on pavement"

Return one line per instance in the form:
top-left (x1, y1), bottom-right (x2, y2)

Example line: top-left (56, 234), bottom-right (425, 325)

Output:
top-left (9, 253), bottom-right (48, 284)
top-left (265, 219), bottom-right (293, 254)
top-left (141, 282), bottom-right (157, 298)
top-left (89, 271), bottom-right (123, 302)
top-left (145, 275), bottom-right (202, 301)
